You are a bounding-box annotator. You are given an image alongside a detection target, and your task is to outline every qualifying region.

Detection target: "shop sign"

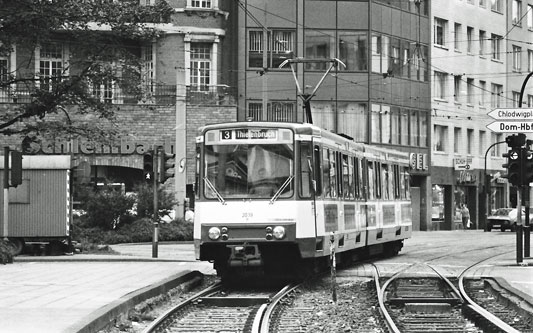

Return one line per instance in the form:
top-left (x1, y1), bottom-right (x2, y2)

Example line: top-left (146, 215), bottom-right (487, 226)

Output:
top-left (24, 139), bottom-right (175, 155)
top-left (457, 170), bottom-right (477, 183)
top-left (454, 156), bottom-right (472, 170)
top-left (409, 153), bottom-right (428, 171)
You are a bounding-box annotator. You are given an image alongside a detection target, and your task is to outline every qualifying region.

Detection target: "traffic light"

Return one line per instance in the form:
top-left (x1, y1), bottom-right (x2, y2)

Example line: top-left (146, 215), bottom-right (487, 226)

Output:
top-left (159, 149), bottom-right (175, 183)
top-left (506, 133), bottom-right (526, 148)
top-left (10, 150), bottom-right (23, 187)
top-left (502, 149), bottom-right (522, 186)
top-left (522, 148), bottom-right (533, 185)
top-left (143, 152), bottom-right (154, 182)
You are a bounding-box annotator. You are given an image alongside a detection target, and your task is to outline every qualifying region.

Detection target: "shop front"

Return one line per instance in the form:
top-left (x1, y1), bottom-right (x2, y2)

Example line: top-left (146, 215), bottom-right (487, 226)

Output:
top-left (431, 165), bottom-right (484, 230)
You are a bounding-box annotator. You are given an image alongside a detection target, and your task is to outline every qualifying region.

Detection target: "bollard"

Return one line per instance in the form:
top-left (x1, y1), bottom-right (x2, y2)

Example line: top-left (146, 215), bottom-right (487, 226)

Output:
top-left (330, 232), bottom-right (337, 303)
top-left (524, 225), bottom-right (530, 258)
top-left (517, 224), bottom-right (523, 264)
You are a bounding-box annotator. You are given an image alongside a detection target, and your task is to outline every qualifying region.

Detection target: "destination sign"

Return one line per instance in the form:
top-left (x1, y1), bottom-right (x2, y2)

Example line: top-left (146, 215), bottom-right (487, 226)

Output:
top-left (220, 129), bottom-right (278, 141)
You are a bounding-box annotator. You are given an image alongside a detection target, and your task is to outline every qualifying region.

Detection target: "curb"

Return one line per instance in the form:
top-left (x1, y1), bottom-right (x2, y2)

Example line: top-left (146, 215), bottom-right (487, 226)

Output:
top-left (64, 270), bottom-right (203, 333)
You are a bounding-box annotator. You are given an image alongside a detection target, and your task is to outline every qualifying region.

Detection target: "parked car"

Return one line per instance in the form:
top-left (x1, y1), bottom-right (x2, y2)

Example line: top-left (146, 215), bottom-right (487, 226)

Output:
top-left (486, 208), bottom-right (533, 232)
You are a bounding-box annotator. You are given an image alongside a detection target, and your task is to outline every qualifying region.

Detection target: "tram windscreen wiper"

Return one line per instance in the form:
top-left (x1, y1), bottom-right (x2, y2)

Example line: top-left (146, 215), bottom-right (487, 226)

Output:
top-left (269, 176), bottom-right (293, 205)
top-left (204, 177), bottom-right (226, 205)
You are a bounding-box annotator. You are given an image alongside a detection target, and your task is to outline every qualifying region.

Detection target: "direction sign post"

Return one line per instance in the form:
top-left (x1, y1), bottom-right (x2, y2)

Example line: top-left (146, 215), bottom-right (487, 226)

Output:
top-left (487, 108), bottom-right (533, 133)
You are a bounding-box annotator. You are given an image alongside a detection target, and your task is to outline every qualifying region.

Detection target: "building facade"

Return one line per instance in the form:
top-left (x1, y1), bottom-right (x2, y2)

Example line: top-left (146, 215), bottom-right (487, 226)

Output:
top-left (0, 0), bottom-right (238, 214)
top-left (430, 0), bottom-right (533, 230)
top-left (233, 0), bottom-right (432, 230)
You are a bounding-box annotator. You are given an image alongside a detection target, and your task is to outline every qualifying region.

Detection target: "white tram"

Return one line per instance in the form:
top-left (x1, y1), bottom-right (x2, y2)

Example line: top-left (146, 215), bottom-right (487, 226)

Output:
top-left (194, 122), bottom-right (412, 278)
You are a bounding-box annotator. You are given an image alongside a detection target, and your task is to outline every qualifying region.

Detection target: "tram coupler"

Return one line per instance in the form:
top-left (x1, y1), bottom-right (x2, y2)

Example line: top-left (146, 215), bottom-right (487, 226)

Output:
top-left (228, 244), bottom-right (262, 267)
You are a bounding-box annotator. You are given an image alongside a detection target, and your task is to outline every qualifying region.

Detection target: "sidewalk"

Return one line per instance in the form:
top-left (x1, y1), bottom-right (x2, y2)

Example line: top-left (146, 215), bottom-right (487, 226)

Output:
top-left (0, 242), bottom-right (214, 333)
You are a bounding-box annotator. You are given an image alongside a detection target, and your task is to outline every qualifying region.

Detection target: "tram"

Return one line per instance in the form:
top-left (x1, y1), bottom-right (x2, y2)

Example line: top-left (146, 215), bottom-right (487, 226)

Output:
top-left (194, 121), bottom-right (412, 278)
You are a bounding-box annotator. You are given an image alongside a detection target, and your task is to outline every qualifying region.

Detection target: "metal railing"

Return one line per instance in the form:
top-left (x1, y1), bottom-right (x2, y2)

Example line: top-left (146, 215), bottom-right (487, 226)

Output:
top-left (0, 83), bottom-right (236, 106)
top-left (186, 85), bottom-right (235, 105)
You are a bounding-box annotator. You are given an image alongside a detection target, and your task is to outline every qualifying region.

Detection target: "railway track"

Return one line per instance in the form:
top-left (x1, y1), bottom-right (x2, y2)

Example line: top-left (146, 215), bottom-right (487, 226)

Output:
top-left (377, 260), bottom-right (526, 333)
top-left (141, 282), bottom-right (298, 333)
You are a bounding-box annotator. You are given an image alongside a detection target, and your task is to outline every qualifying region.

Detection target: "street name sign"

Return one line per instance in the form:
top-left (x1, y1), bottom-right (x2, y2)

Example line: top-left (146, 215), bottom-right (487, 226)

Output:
top-left (487, 108), bottom-right (533, 120)
top-left (487, 108), bottom-right (533, 133)
top-left (486, 121), bottom-right (533, 133)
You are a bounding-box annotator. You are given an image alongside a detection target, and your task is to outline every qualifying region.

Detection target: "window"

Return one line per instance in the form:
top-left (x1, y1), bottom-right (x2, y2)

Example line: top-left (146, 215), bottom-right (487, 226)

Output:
top-left (526, 5), bottom-right (533, 30)
top-left (513, 91), bottom-right (521, 107)
top-left (371, 34), bottom-right (389, 74)
top-left (410, 110), bottom-right (418, 146)
top-left (249, 30), bottom-right (295, 69)
top-left (247, 101), bottom-right (297, 122)
top-left (479, 30), bottom-right (486, 56)
top-left (338, 31), bottom-right (368, 71)
top-left (39, 43), bottom-right (64, 92)
top-left (479, 80), bottom-right (487, 106)
top-left (402, 41), bottom-right (411, 78)
top-left (491, 34), bottom-right (502, 60)
top-left (389, 38), bottom-right (401, 76)
top-left (454, 23), bottom-right (461, 51)
top-left (0, 55), bottom-right (8, 101)
top-left (305, 30), bottom-right (334, 70)
top-left (400, 109), bottom-right (409, 145)
top-left (528, 94), bottom-right (533, 107)
top-left (189, 0), bottom-right (214, 8)
top-left (491, 83), bottom-right (503, 108)
top-left (479, 0), bottom-right (486, 7)
top-left (454, 75), bottom-right (461, 103)
top-left (434, 125), bottom-right (447, 152)
top-left (467, 129), bottom-right (474, 155)
top-left (479, 130), bottom-right (486, 156)
top-left (467, 78), bottom-right (474, 104)
top-left (141, 44), bottom-right (154, 98)
top-left (190, 43), bottom-right (211, 91)
top-left (434, 71), bottom-right (447, 100)
top-left (454, 127), bottom-right (461, 154)
top-left (527, 50), bottom-right (533, 73)
top-left (513, 45), bottom-right (522, 71)
top-left (491, 133), bottom-right (503, 156)
top-left (337, 102), bottom-right (367, 142)
top-left (491, 0), bottom-right (502, 13)
top-left (434, 18), bottom-right (447, 47)
top-left (512, 0), bottom-right (522, 25)
top-left (467, 27), bottom-right (473, 53)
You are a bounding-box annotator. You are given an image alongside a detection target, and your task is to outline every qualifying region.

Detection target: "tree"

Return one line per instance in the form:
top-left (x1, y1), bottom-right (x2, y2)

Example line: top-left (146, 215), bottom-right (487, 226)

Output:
top-left (0, 0), bottom-right (172, 144)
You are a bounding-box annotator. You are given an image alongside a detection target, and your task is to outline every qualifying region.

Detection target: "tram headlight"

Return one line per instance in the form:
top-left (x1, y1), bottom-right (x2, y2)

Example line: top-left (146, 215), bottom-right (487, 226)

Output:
top-left (208, 227), bottom-right (221, 240)
top-left (273, 226), bottom-right (286, 240)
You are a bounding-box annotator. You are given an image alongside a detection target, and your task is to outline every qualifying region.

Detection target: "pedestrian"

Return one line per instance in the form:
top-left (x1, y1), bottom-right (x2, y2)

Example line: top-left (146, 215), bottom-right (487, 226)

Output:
top-left (460, 203), bottom-right (470, 230)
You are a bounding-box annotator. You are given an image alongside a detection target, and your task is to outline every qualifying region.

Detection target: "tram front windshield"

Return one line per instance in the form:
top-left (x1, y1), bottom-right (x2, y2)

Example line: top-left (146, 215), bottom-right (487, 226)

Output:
top-left (204, 143), bottom-right (294, 199)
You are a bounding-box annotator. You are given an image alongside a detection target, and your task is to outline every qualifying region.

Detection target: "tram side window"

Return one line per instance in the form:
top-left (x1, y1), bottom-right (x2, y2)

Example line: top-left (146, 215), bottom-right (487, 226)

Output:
top-left (382, 163), bottom-right (394, 200)
top-left (367, 161), bottom-right (375, 200)
top-left (393, 165), bottom-right (401, 199)
top-left (329, 150), bottom-right (337, 198)
top-left (355, 157), bottom-right (364, 199)
top-left (375, 162), bottom-right (382, 199)
top-left (401, 167), bottom-right (411, 199)
top-left (299, 142), bottom-right (313, 198)
top-left (336, 152), bottom-right (343, 198)
top-left (381, 164), bottom-right (389, 200)
top-left (314, 145), bottom-right (322, 196)
top-left (322, 149), bottom-right (331, 198)
top-left (343, 154), bottom-right (354, 199)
